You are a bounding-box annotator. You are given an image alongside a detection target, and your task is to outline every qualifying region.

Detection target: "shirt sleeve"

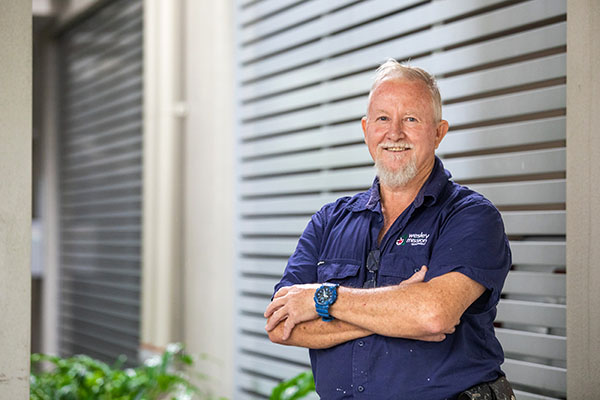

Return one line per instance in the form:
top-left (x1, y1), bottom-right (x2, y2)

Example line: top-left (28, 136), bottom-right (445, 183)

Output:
top-left (272, 207), bottom-right (326, 296)
top-left (425, 197), bottom-right (512, 312)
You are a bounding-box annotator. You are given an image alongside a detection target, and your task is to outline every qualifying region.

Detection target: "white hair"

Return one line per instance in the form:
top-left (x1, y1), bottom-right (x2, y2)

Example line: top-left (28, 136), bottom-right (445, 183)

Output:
top-left (368, 58), bottom-right (442, 122)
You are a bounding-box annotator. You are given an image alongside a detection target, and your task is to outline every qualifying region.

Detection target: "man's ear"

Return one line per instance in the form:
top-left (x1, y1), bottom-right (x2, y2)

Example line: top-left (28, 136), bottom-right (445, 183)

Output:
top-left (361, 116), bottom-right (368, 143)
top-left (435, 119), bottom-right (449, 149)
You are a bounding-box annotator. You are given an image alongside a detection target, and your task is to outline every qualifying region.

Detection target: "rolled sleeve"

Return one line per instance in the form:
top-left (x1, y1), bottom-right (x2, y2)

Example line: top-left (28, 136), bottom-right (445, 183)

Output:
top-left (425, 199), bottom-right (512, 312)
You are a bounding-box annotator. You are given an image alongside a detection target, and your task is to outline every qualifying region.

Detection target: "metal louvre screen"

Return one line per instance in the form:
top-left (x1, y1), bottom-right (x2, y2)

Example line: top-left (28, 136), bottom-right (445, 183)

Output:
top-left (235, 0), bottom-right (566, 399)
top-left (58, 0), bottom-right (143, 365)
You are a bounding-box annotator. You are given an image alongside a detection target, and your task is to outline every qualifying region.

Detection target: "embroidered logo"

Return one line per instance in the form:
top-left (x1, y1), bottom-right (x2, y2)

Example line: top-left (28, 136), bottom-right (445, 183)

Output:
top-left (396, 234), bottom-right (408, 246)
top-left (397, 232), bottom-right (430, 246)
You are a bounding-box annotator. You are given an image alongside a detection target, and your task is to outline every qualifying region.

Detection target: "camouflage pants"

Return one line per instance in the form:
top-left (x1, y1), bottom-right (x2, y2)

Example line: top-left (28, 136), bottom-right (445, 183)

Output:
top-left (458, 376), bottom-right (516, 400)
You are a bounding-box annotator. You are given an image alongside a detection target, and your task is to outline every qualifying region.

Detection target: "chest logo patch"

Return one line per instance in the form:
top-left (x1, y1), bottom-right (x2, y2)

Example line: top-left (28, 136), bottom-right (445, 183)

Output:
top-left (396, 232), bottom-right (430, 246)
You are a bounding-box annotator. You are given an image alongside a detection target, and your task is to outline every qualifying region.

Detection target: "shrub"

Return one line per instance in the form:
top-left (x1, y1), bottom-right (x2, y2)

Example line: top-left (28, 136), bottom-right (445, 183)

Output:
top-left (30, 343), bottom-right (226, 400)
top-left (269, 371), bottom-right (315, 400)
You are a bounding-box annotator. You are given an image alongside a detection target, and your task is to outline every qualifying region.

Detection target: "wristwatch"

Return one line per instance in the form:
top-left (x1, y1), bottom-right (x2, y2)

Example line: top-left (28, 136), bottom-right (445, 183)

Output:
top-left (314, 283), bottom-right (339, 322)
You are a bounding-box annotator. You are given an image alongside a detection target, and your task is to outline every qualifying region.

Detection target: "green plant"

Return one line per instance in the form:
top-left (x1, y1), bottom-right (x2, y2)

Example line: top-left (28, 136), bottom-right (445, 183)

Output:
top-left (30, 343), bottom-right (226, 400)
top-left (270, 371), bottom-right (315, 400)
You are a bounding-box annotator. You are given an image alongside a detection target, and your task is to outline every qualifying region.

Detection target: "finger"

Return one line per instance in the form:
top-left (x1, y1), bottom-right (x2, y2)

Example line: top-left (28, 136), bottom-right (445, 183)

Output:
top-left (404, 265), bottom-right (428, 285)
top-left (273, 287), bottom-right (289, 298)
top-left (265, 308), bottom-right (286, 331)
top-left (282, 317), bottom-right (296, 341)
top-left (264, 297), bottom-right (283, 318)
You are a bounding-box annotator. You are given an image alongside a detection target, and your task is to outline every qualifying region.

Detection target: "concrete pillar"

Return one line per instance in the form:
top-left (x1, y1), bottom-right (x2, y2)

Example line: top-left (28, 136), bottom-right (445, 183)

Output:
top-left (566, 0), bottom-right (600, 397)
top-left (0, 0), bottom-right (32, 397)
top-left (182, 0), bottom-right (235, 396)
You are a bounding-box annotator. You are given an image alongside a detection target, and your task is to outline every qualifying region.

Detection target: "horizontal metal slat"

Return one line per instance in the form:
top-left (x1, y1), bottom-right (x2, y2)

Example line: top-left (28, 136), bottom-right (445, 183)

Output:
top-left (66, 15), bottom-right (142, 73)
top-left (241, 0), bottom-right (422, 61)
top-left (64, 105), bottom-right (142, 137)
top-left (240, 97), bottom-right (364, 139)
top-left (240, 122), bottom-right (361, 159)
top-left (438, 117), bottom-right (565, 157)
top-left (512, 390), bottom-right (562, 400)
top-left (241, 0), bottom-right (565, 82)
top-left (64, 0), bottom-right (142, 55)
top-left (239, 335), bottom-right (309, 365)
top-left (66, 90), bottom-right (142, 127)
top-left (238, 258), bottom-right (288, 276)
top-left (62, 165), bottom-right (141, 187)
top-left (65, 57), bottom-right (142, 103)
top-left (439, 53), bottom-right (565, 102)
top-left (66, 28), bottom-right (143, 88)
top-left (64, 120), bottom-right (141, 149)
top-left (503, 271), bottom-right (565, 298)
top-left (507, 241), bottom-right (565, 267)
top-left (238, 295), bottom-right (271, 315)
top-left (501, 211), bottom-right (565, 236)
top-left (61, 150), bottom-right (141, 174)
top-left (241, 143), bottom-right (369, 178)
top-left (444, 86), bottom-right (565, 128)
top-left (240, 166), bottom-right (373, 197)
top-left (503, 358), bottom-right (565, 394)
top-left (496, 299), bottom-right (565, 328)
top-left (239, 314), bottom-right (269, 335)
top-left (241, 22), bottom-right (565, 102)
top-left (468, 179), bottom-right (565, 207)
top-left (496, 328), bottom-right (565, 361)
top-left (445, 148), bottom-right (565, 181)
top-left (62, 287), bottom-right (139, 308)
top-left (240, 277), bottom-right (277, 296)
top-left (66, 74), bottom-right (142, 115)
top-left (239, 0), bottom-right (303, 26)
top-left (238, 353), bottom-right (307, 382)
top-left (238, 374), bottom-right (277, 398)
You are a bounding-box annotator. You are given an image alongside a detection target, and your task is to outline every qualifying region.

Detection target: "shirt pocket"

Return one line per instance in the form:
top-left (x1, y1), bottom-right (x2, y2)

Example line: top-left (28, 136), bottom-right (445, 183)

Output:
top-left (379, 251), bottom-right (430, 286)
top-left (316, 261), bottom-right (361, 287)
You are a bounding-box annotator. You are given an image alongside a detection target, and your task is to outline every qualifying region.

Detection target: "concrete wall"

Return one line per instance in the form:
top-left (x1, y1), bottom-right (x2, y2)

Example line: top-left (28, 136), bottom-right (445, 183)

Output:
top-left (0, 0), bottom-right (32, 397)
top-left (566, 0), bottom-right (600, 398)
top-left (182, 0), bottom-right (235, 396)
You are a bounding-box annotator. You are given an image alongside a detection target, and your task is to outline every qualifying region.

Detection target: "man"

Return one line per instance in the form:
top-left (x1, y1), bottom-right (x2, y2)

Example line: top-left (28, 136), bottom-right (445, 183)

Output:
top-left (264, 59), bottom-right (514, 399)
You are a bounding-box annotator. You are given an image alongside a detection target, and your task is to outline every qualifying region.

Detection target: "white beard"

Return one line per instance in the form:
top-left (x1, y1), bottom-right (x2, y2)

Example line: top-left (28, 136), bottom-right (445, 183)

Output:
top-left (374, 152), bottom-right (418, 189)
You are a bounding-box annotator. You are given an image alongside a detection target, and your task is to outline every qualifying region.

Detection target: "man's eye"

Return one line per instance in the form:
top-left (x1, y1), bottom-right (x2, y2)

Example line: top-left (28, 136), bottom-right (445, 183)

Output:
top-left (406, 117), bottom-right (417, 122)
top-left (377, 116), bottom-right (389, 121)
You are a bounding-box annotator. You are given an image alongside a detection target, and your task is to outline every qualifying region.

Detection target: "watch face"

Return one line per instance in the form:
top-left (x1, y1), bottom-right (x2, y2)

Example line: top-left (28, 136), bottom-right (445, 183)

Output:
top-left (316, 286), bottom-right (334, 305)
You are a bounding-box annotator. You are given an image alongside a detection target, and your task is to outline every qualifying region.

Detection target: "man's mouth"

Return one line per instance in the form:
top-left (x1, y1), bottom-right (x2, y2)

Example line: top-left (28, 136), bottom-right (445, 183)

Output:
top-left (381, 144), bottom-right (412, 152)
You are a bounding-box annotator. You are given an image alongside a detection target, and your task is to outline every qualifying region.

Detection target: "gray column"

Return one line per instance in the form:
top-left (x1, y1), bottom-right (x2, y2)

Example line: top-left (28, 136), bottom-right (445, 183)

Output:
top-left (566, 0), bottom-right (600, 398)
top-left (0, 0), bottom-right (32, 398)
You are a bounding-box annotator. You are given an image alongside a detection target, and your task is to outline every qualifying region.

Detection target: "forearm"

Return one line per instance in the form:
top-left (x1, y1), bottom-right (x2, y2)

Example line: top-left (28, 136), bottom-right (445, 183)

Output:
top-left (268, 319), bottom-right (372, 349)
top-left (331, 273), bottom-right (482, 338)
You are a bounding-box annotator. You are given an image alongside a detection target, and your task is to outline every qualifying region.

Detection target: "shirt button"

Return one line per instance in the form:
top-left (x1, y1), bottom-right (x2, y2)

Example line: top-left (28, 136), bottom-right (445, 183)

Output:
top-left (413, 267), bottom-right (421, 273)
top-left (357, 385), bottom-right (365, 392)
top-left (358, 340), bottom-right (364, 347)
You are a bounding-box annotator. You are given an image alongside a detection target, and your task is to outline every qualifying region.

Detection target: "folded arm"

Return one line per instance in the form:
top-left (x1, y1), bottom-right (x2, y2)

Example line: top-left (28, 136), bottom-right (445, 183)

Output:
top-left (265, 266), bottom-right (470, 346)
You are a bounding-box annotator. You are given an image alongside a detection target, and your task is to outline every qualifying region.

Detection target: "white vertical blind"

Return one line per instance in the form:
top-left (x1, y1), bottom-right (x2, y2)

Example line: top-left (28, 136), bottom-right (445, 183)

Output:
top-left (58, 0), bottom-right (143, 365)
top-left (235, 0), bottom-right (566, 398)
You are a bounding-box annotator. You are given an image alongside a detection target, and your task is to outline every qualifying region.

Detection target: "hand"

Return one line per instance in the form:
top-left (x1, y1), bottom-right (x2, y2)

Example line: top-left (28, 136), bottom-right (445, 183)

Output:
top-left (400, 265), bottom-right (428, 287)
top-left (264, 284), bottom-right (321, 340)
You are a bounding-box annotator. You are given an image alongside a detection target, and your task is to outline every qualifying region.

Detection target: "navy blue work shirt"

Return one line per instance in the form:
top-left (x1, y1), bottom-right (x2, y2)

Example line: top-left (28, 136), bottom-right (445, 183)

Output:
top-left (273, 157), bottom-right (512, 399)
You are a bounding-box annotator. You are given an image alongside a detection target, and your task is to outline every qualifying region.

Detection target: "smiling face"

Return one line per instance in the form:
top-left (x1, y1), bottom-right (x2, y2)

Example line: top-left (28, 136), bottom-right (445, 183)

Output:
top-left (361, 78), bottom-right (448, 190)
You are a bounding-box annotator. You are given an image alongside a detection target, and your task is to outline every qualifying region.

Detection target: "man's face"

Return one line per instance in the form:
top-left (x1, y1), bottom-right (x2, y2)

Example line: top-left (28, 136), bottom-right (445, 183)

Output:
top-left (361, 78), bottom-right (448, 188)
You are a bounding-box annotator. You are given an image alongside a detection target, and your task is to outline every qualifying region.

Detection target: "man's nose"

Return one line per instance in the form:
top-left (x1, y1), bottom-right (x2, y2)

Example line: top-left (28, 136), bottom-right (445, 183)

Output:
top-left (387, 119), bottom-right (405, 140)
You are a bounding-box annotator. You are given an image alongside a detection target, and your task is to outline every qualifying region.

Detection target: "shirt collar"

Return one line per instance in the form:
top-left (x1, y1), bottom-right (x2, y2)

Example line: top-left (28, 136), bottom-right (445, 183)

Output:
top-left (349, 156), bottom-right (451, 212)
